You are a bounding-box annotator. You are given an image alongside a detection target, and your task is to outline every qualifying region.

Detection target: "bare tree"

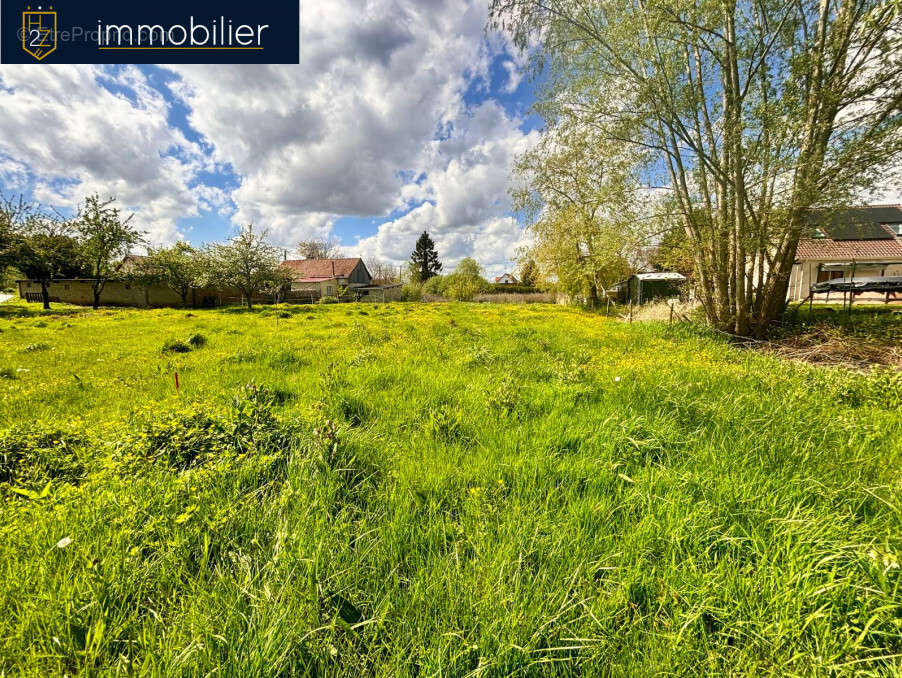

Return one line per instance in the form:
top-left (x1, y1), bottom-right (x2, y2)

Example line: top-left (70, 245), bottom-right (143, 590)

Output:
top-left (296, 238), bottom-right (340, 260)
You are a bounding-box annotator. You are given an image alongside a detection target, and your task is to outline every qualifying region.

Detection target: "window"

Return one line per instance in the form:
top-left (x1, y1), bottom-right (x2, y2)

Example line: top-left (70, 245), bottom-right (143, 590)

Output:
top-left (888, 223), bottom-right (902, 236)
top-left (326, 286), bottom-right (333, 295)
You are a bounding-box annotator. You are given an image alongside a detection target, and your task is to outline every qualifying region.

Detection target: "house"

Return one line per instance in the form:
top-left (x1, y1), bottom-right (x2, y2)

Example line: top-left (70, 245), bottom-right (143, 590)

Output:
top-left (788, 205), bottom-right (902, 301)
top-left (494, 273), bottom-right (519, 284)
top-left (612, 271), bottom-right (686, 305)
top-left (280, 257), bottom-right (372, 299)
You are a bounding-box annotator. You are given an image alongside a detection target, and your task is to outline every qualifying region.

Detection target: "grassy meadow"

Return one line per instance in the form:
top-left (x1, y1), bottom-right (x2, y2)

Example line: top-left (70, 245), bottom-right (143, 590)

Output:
top-left (0, 300), bottom-right (900, 676)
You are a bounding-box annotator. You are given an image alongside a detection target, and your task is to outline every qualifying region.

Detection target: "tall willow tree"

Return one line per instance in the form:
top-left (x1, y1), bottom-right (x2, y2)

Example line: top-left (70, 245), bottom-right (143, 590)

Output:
top-left (512, 128), bottom-right (649, 305)
top-left (492, 0), bottom-right (902, 335)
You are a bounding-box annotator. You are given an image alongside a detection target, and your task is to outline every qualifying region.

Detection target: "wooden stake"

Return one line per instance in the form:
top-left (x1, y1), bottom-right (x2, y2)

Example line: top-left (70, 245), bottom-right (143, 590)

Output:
top-left (174, 371), bottom-right (180, 395)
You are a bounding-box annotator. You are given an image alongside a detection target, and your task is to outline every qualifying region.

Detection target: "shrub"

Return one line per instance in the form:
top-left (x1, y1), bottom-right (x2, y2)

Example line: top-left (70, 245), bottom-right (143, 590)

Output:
top-left (486, 283), bottom-right (538, 294)
top-left (401, 283), bottom-right (423, 301)
top-left (161, 338), bottom-right (192, 353)
top-left (421, 275), bottom-right (445, 295)
top-left (443, 273), bottom-right (489, 301)
top-left (319, 296), bottom-right (340, 305)
top-left (186, 332), bottom-right (207, 348)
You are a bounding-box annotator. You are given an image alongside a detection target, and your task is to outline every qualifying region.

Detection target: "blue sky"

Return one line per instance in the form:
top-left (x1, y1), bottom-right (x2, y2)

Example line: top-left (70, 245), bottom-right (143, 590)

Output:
top-left (0, 1), bottom-right (544, 277)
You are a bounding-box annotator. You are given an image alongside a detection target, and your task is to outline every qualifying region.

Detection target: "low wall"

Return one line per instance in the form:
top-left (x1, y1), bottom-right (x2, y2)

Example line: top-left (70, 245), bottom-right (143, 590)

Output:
top-left (17, 280), bottom-right (240, 308)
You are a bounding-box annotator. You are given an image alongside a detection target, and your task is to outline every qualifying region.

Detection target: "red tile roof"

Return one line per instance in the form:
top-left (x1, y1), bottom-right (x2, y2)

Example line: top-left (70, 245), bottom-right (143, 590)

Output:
top-left (796, 236), bottom-right (902, 260)
top-left (280, 258), bottom-right (364, 279)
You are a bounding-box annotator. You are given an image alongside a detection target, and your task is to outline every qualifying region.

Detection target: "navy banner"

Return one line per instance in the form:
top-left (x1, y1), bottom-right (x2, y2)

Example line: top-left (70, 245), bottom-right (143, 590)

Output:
top-left (1, 0), bottom-right (299, 63)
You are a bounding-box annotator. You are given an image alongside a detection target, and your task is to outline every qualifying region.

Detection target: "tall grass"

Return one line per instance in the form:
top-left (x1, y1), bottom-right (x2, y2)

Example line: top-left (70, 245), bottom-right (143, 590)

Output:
top-left (0, 299), bottom-right (899, 675)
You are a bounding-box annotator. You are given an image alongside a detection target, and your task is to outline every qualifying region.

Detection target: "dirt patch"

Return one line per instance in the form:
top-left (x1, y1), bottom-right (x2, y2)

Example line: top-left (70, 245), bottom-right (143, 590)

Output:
top-left (757, 327), bottom-right (902, 370)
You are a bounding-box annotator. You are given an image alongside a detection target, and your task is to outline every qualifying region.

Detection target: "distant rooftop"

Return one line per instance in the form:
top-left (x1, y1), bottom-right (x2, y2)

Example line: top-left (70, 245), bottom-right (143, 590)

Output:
top-left (806, 205), bottom-right (902, 240)
top-left (281, 258), bottom-right (363, 279)
top-left (634, 272), bottom-right (686, 281)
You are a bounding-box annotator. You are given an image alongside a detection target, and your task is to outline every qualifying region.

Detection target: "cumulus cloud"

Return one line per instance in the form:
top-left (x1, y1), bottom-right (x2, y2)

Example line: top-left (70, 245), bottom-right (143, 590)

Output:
top-left (351, 100), bottom-right (538, 277)
top-left (168, 0), bottom-right (535, 271)
top-left (0, 65), bottom-right (204, 244)
top-left (0, 0), bottom-right (538, 274)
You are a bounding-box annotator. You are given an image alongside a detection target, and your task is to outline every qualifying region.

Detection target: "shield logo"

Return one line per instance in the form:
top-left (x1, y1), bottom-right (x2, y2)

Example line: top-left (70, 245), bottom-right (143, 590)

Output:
top-left (22, 9), bottom-right (57, 61)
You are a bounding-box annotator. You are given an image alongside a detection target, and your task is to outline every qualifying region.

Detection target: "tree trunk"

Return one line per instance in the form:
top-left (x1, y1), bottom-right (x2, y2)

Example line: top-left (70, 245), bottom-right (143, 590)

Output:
top-left (40, 281), bottom-right (50, 310)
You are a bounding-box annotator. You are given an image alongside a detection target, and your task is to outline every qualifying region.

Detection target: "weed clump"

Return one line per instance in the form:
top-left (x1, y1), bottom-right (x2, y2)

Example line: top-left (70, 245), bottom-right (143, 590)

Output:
top-left (123, 384), bottom-right (298, 471)
top-left (22, 343), bottom-right (51, 352)
top-left (0, 425), bottom-right (86, 490)
top-left (161, 339), bottom-right (191, 354)
top-left (162, 333), bottom-right (207, 353)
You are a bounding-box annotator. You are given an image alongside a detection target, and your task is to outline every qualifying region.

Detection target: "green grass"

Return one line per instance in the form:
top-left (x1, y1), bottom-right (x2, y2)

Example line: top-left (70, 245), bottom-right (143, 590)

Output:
top-left (0, 299), bottom-right (900, 676)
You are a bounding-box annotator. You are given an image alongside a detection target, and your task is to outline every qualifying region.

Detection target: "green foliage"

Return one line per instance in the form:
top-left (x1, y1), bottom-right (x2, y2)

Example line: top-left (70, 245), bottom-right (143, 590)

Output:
top-left (441, 258), bottom-right (490, 301)
top-left (420, 274), bottom-right (444, 295)
top-left (76, 195), bottom-right (145, 308)
top-left (162, 333), bottom-right (205, 353)
top-left (136, 242), bottom-right (205, 307)
top-left (400, 282), bottom-right (423, 301)
top-left (494, 0), bottom-right (902, 334)
top-left (0, 424), bottom-right (86, 489)
top-left (410, 230), bottom-right (442, 281)
top-left (122, 384), bottom-right (296, 471)
top-left (0, 302), bottom-right (899, 675)
top-left (206, 224), bottom-right (288, 309)
top-left (519, 258), bottom-right (539, 287)
top-left (318, 295), bottom-right (340, 304)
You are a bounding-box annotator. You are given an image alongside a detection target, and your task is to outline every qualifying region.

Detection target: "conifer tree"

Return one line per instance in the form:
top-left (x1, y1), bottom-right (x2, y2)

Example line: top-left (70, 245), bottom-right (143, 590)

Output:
top-left (410, 231), bottom-right (442, 282)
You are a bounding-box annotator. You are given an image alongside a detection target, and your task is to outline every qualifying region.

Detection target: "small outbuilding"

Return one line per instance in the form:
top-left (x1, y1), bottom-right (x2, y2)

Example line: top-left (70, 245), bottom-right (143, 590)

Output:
top-left (614, 272), bottom-right (686, 305)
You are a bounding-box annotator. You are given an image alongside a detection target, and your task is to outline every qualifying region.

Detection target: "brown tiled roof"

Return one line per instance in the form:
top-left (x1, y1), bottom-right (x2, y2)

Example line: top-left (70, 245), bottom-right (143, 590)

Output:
top-left (280, 258), bottom-right (363, 279)
top-left (796, 235), bottom-right (902, 260)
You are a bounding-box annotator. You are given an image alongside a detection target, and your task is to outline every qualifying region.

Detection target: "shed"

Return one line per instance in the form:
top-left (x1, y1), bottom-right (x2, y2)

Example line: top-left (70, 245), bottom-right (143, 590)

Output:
top-left (615, 272), bottom-right (686, 305)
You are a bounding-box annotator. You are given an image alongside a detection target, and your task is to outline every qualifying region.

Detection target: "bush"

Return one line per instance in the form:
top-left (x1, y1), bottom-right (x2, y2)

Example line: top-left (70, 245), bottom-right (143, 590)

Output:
top-left (401, 283), bottom-right (423, 301)
top-left (319, 296), bottom-right (340, 305)
top-left (161, 339), bottom-right (192, 353)
top-left (162, 333), bottom-right (207, 353)
top-left (443, 273), bottom-right (489, 301)
top-left (421, 275), bottom-right (445, 295)
top-left (486, 283), bottom-right (538, 294)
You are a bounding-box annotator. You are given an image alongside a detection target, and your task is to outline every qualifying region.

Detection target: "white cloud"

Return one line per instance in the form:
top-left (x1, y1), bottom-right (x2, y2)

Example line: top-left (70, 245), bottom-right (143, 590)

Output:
top-left (353, 100), bottom-right (538, 277)
top-left (0, 65), bottom-right (204, 245)
top-left (167, 0), bottom-right (529, 255)
top-left (0, 0), bottom-right (538, 274)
